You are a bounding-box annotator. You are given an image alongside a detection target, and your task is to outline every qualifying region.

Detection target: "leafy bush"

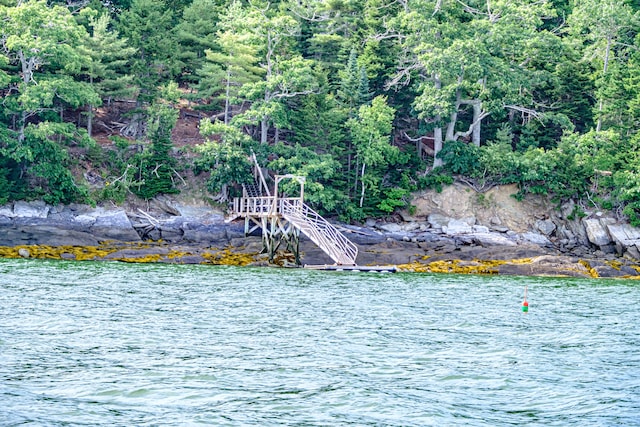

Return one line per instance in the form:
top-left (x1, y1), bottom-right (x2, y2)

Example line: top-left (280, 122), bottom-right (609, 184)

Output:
top-left (417, 170), bottom-right (454, 192)
top-left (438, 140), bottom-right (481, 176)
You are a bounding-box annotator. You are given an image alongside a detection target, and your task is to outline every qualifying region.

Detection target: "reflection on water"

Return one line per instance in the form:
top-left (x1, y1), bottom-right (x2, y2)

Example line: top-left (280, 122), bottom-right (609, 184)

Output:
top-left (1, 259), bottom-right (639, 426)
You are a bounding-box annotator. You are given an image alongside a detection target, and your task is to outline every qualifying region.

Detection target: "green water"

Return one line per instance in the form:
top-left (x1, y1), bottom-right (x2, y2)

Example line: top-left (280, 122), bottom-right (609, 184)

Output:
top-left (1, 259), bottom-right (638, 426)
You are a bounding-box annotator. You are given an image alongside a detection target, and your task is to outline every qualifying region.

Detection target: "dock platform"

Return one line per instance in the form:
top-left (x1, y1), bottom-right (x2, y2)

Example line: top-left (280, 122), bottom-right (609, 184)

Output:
top-left (304, 264), bottom-right (398, 273)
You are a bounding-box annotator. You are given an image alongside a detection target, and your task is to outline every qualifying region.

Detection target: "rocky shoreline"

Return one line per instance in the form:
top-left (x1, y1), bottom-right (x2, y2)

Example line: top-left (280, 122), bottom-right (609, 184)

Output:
top-left (1, 196), bottom-right (640, 279)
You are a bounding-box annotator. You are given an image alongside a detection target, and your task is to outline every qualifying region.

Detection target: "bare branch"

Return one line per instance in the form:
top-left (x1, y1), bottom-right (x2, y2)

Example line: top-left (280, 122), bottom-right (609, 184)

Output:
top-left (452, 110), bottom-right (490, 141)
top-left (505, 104), bottom-right (544, 124)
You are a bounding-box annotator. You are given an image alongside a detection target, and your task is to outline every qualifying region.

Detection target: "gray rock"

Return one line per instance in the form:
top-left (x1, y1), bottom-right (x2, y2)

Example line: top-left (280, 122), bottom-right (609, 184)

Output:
top-left (473, 232), bottom-right (517, 247)
top-left (0, 204), bottom-right (15, 218)
top-left (444, 219), bottom-right (472, 235)
top-left (427, 213), bottom-right (451, 229)
top-left (364, 218), bottom-right (377, 227)
top-left (607, 223), bottom-right (640, 257)
top-left (90, 210), bottom-right (141, 242)
top-left (377, 222), bottom-right (402, 233)
top-left (472, 225), bottom-right (490, 233)
top-left (583, 218), bottom-right (612, 246)
top-left (521, 232), bottom-right (552, 246)
top-left (73, 214), bottom-right (97, 227)
top-left (536, 219), bottom-right (556, 236)
top-left (18, 248), bottom-right (30, 258)
top-left (182, 226), bottom-right (228, 244)
top-left (402, 222), bottom-right (422, 232)
top-left (14, 201), bottom-right (50, 218)
top-left (625, 245), bottom-right (640, 260)
top-left (607, 223), bottom-right (640, 245)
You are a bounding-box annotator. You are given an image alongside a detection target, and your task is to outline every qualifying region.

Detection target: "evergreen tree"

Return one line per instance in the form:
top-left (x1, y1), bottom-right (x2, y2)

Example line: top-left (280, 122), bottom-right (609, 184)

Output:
top-left (175, 0), bottom-right (220, 87)
top-left (117, 0), bottom-right (178, 103)
top-left (81, 10), bottom-right (137, 136)
top-left (133, 88), bottom-right (180, 199)
top-left (337, 49), bottom-right (371, 113)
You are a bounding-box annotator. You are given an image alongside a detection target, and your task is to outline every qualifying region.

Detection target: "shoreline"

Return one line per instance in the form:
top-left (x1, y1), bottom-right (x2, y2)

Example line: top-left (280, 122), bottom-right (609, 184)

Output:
top-left (2, 238), bottom-right (639, 279)
top-left (2, 199), bottom-right (640, 279)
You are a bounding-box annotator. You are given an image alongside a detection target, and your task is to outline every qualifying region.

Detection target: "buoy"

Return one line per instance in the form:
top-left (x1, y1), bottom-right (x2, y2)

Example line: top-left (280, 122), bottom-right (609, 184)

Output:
top-left (522, 285), bottom-right (529, 313)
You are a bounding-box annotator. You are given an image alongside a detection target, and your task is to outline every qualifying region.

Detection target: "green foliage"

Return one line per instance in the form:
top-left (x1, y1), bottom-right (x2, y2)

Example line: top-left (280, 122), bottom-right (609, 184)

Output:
top-left (438, 140), bottom-right (481, 176)
top-left (2, 0), bottom-right (640, 226)
top-left (20, 122), bottom-right (90, 205)
top-left (268, 143), bottom-right (345, 213)
top-left (193, 140), bottom-right (253, 197)
top-left (418, 171), bottom-right (454, 193)
top-left (377, 187), bottom-right (410, 213)
top-left (337, 49), bottom-right (371, 112)
top-left (132, 102), bottom-right (180, 199)
top-left (117, 0), bottom-right (178, 102)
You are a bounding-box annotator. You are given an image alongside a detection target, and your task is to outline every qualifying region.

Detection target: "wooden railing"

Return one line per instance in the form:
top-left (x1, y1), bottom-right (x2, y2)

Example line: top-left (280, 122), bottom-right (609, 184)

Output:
top-left (232, 196), bottom-right (302, 217)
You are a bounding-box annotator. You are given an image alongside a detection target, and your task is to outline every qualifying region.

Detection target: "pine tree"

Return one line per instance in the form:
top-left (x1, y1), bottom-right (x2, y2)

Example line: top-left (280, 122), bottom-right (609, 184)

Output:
top-left (133, 99), bottom-right (180, 199)
top-left (82, 11), bottom-right (137, 136)
top-left (117, 0), bottom-right (178, 103)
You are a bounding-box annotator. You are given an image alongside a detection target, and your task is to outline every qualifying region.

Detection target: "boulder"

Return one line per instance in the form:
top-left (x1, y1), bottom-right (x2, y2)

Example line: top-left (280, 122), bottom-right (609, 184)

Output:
top-left (427, 213), bottom-right (451, 230)
top-left (473, 225), bottom-right (490, 233)
top-left (443, 218), bottom-right (472, 235)
top-left (473, 232), bottom-right (517, 247)
top-left (536, 219), bottom-right (556, 236)
top-left (583, 218), bottom-right (612, 247)
top-left (90, 210), bottom-right (141, 242)
top-left (521, 232), bottom-right (552, 246)
top-left (13, 201), bottom-right (50, 218)
top-left (377, 222), bottom-right (402, 233)
top-left (606, 223), bottom-right (640, 256)
top-left (0, 204), bottom-right (15, 218)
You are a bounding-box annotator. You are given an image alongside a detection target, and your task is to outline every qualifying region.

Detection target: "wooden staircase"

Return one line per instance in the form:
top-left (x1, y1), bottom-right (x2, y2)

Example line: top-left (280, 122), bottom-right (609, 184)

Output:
top-left (281, 200), bottom-right (358, 265)
top-left (229, 154), bottom-right (358, 265)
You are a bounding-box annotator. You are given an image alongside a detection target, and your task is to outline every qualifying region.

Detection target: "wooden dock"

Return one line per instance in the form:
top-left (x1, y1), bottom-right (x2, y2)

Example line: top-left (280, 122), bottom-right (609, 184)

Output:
top-left (229, 153), bottom-right (359, 266)
top-left (304, 264), bottom-right (398, 273)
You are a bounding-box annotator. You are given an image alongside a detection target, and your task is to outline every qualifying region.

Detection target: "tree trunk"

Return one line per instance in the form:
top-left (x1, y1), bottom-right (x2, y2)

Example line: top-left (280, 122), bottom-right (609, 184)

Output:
top-left (261, 117), bottom-right (268, 144)
top-left (87, 75), bottom-right (94, 137)
top-left (87, 104), bottom-right (94, 137)
top-left (471, 100), bottom-right (482, 146)
top-left (433, 123), bottom-right (443, 168)
top-left (224, 68), bottom-right (231, 125)
top-left (596, 35), bottom-right (612, 132)
top-left (432, 75), bottom-right (444, 168)
top-left (359, 162), bottom-right (366, 208)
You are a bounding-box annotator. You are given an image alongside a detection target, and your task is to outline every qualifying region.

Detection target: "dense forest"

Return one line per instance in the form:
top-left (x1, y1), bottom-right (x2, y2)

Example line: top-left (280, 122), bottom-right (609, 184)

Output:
top-left (2, 0), bottom-right (640, 223)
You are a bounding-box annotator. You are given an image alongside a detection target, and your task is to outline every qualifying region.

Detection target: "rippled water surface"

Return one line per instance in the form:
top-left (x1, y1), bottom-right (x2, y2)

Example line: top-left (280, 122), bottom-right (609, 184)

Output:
top-left (1, 259), bottom-right (639, 426)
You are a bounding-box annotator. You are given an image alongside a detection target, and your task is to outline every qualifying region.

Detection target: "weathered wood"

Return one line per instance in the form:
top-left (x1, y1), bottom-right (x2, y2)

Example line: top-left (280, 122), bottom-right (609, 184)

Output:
top-left (228, 155), bottom-right (358, 266)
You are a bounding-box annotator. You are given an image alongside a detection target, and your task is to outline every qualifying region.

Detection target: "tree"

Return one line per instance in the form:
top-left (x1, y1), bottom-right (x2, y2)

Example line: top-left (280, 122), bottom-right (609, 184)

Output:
top-left (234, 8), bottom-right (319, 144)
top-left (391, 0), bottom-right (555, 166)
top-left (193, 118), bottom-right (254, 201)
top-left (337, 49), bottom-right (371, 112)
top-left (1, 0), bottom-right (100, 142)
top-left (568, 0), bottom-right (637, 131)
top-left (175, 0), bottom-right (220, 87)
top-left (132, 85), bottom-right (180, 199)
top-left (81, 10), bottom-right (137, 136)
top-left (197, 1), bottom-right (263, 123)
top-left (346, 95), bottom-right (397, 209)
top-left (117, 0), bottom-right (178, 104)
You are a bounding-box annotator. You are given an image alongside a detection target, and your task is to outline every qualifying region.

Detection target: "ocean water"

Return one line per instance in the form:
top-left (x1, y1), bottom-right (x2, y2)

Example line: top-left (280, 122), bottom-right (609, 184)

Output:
top-left (1, 259), bottom-right (639, 426)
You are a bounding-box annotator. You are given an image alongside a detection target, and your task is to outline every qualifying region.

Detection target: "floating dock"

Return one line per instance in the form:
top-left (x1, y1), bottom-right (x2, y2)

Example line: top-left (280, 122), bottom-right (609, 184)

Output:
top-left (304, 264), bottom-right (398, 273)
